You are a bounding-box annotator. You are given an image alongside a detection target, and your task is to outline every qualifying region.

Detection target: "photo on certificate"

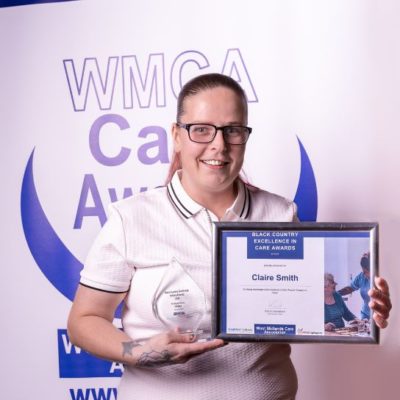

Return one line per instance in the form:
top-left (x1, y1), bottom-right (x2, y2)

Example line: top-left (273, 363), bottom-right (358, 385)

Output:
top-left (211, 222), bottom-right (379, 343)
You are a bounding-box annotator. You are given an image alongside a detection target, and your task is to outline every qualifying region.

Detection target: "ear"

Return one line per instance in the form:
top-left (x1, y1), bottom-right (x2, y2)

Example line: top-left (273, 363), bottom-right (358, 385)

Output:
top-left (171, 123), bottom-right (182, 152)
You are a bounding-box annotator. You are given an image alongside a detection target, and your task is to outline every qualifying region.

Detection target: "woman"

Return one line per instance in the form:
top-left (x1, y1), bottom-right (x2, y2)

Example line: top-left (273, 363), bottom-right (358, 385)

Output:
top-left (324, 273), bottom-right (356, 331)
top-left (68, 73), bottom-right (391, 399)
top-left (338, 252), bottom-right (371, 320)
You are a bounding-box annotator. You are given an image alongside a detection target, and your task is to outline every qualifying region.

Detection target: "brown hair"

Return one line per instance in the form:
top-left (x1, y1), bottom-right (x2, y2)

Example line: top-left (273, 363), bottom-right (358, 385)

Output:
top-left (165, 73), bottom-right (248, 184)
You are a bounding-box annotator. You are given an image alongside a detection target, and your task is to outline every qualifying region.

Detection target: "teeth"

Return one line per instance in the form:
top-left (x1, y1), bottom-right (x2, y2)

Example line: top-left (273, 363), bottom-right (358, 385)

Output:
top-left (203, 160), bottom-right (225, 166)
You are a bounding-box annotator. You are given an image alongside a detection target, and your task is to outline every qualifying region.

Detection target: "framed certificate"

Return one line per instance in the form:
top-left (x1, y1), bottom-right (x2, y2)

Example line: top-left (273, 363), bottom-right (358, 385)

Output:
top-left (212, 222), bottom-right (379, 344)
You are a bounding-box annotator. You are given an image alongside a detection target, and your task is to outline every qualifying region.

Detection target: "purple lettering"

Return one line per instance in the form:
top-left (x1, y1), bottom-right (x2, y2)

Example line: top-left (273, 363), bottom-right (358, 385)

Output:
top-left (122, 54), bottom-right (165, 108)
top-left (108, 187), bottom-right (134, 203)
top-left (222, 48), bottom-right (258, 102)
top-left (89, 114), bottom-right (131, 166)
top-left (170, 50), bottom-right (210, 99)
top-left (74, 174), bottom-right (107, 228)
top-left (63, 57), bottom-right (118, 111)
top-left (137, 126), bottom-right (169, 165)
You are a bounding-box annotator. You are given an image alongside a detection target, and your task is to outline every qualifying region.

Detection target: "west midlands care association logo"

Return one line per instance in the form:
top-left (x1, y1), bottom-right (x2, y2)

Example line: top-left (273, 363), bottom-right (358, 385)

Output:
top-left (19, 48), bottom-right (318, 380)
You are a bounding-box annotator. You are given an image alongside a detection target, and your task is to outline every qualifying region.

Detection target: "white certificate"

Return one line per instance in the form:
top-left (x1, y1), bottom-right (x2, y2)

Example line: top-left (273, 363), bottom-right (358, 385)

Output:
top-left (212, 222), bottom-right (379, 343)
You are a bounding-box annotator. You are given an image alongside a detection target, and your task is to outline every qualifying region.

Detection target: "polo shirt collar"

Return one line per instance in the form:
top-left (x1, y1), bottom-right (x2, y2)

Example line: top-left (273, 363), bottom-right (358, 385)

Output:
top-left (167, 171), bottom-right (203, 218)
top-left (167, 170), bottom-right (251, 220)
top-left (228, 178), bottom-right (251, 219)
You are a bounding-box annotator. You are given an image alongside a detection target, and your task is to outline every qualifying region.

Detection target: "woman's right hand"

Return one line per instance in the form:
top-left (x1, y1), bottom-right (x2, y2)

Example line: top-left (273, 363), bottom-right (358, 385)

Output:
top-left (126, 329), bottom-right (226, 368)
top-left (68, 285), bottom-right (225, 368)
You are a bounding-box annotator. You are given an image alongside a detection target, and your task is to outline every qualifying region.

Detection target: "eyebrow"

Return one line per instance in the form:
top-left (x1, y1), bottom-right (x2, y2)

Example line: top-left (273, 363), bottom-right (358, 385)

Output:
top-left (189, 121), bottom-right (247, 125)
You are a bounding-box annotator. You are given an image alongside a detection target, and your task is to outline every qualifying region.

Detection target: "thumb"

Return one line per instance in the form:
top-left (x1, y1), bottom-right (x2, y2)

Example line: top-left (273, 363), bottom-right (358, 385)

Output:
top-left (169, 328), bottom-right (197, 343)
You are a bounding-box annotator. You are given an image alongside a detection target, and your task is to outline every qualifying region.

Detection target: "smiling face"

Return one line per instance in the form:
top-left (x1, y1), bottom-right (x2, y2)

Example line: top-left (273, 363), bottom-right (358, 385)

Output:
top-left (172, 86), bottom-right (247, 203)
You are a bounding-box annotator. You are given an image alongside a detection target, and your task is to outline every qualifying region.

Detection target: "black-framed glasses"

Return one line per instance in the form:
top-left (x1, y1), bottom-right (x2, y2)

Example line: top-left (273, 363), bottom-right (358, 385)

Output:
top-left (177, 123), bottom-right (252, 145)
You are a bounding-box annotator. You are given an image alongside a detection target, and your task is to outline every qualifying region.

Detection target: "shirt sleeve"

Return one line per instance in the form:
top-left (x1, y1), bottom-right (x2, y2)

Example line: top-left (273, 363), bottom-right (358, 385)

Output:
top-left (350, 272), bottom-right (362, 291)
top-left (80, 204), bottom-right (134, 292)
top-left (341, 298), bottom-right (356, 322)
top-left (334, 292), bottom-right (356, 322)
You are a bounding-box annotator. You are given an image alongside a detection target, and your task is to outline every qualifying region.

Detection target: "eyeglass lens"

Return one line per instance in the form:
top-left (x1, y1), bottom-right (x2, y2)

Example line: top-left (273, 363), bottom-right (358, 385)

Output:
top-left (188, 124), bottom-right (250, 144)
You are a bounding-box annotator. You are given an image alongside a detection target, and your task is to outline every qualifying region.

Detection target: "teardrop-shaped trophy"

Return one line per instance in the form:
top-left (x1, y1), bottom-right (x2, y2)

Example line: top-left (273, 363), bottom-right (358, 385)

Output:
top-left (153, 258), bottom-right (207, 334)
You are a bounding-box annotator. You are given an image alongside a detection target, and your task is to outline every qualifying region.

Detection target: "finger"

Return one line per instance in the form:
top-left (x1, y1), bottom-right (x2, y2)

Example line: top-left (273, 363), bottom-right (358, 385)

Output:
top-left (183, 338), bottom-right (226, 356)
top-left (369, 299), bottom-right (390, 320)
top-left (369, 287), bottom-right (392, 308)
top-left (369, 277), bottom-right (391, 308)
top-left (368, 286), bottom-right (392, 318)
top-left (167, 338), bottom-right (225, 365)
top-left (374, 276), bottom-right (390, 294)
top-left (372, 311), bottom-right (389, 329)
top-left (167, 330), bottom-right (197, 344)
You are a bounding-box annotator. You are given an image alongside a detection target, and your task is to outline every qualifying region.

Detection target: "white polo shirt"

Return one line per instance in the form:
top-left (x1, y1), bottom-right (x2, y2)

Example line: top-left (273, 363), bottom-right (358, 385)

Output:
top-left (80, 170), bottom-right (298, 400)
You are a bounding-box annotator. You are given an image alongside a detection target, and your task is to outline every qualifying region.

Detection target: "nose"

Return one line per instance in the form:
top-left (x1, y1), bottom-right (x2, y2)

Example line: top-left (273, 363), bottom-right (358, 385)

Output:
top-left (210, 129), bottom-right (227, 150)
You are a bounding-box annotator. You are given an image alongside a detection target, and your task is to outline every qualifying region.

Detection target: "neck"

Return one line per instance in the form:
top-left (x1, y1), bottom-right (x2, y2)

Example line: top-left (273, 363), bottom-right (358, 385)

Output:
top-left (202, 192), bottom-right (236, 219)
top-left (325, 293), bottom-right (335, 304)
top-left (181, 179), bottom-right (238, 220)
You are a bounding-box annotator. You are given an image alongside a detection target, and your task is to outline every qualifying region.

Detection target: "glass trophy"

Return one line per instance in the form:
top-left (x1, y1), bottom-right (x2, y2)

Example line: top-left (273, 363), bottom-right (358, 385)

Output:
top-left (153, 258), bottom-right (207, 335)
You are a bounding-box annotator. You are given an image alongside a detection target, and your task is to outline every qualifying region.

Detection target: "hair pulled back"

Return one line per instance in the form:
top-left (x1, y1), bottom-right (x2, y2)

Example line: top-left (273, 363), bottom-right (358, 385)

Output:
top-left (176, 73), bottom-right (248, 122)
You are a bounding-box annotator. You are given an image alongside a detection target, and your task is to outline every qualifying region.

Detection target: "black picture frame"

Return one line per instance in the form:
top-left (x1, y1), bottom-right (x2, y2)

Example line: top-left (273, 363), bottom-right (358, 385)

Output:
top-left (212, 222), bottom-right (379, 344)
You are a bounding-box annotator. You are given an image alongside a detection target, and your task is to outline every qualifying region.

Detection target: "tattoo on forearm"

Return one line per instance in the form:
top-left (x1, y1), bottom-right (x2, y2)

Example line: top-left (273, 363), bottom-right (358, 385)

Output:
top-left (135, 349), bottom-right (173, 367)
top-left (122, 341), bottom-right (141, 357)
top-left (122, 342), bottom-right (175, 367)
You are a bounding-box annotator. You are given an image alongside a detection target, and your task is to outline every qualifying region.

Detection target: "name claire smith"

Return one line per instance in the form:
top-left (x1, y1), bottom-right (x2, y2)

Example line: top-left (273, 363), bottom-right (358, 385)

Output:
top-left (252, 274), bottom-right (299, 281)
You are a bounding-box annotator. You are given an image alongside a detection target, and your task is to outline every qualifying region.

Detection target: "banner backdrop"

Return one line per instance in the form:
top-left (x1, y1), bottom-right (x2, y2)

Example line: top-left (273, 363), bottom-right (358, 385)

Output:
top-left (1, 1), bottom-right (399, 399)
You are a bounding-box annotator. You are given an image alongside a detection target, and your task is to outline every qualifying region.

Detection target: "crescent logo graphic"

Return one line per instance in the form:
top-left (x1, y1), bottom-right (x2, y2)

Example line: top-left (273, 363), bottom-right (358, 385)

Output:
top-left (20, 138), bottom-right (317, 317)
top-left (293, 137), bottom-right (318, 221)
top-left (20, 150), bottom-right (83, 302)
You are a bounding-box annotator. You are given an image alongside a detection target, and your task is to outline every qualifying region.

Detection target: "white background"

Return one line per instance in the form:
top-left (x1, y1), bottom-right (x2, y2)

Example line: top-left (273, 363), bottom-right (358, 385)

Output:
top-left (1, 1), bottom-right (399, 399)
top-left (226, 236), bottom-right (325, 334)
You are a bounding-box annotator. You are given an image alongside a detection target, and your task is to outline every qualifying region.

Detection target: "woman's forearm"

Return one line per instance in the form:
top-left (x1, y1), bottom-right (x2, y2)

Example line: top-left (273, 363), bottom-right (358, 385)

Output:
top-left (68, 285), bottom-right (225, 367)
top-left (337, 286), bottom-right (354, 296)
top-left (67, 313), bottom-right (142, 365)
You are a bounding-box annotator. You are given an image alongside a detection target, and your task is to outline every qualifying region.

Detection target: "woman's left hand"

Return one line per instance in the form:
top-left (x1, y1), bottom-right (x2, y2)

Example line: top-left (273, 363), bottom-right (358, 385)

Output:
top-left (368, 276), bottom-right (392, 328)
